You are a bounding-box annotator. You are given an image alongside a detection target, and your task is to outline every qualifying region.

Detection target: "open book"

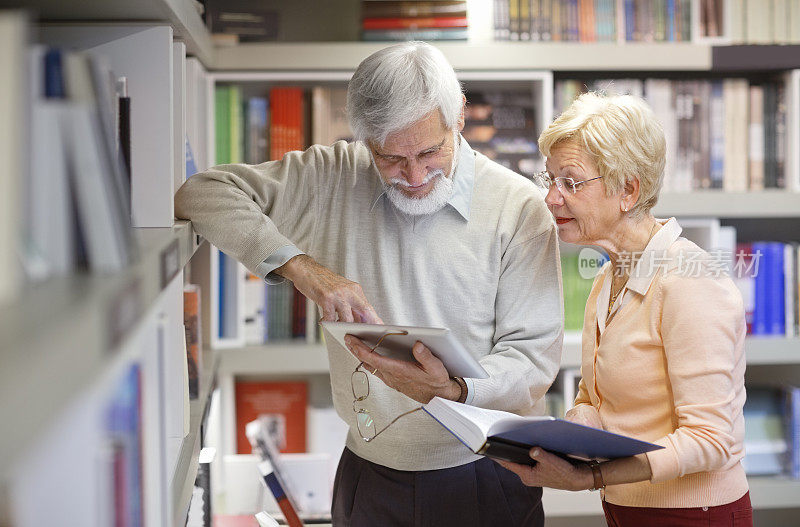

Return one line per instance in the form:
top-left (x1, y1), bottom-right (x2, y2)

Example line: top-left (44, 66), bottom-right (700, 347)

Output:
top-left (423, 397), bottom-right (663, 465)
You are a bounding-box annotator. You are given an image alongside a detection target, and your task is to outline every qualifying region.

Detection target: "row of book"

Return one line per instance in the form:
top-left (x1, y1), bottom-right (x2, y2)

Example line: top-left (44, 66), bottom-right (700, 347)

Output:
top-left (493, 0), bottom-right (800, 43)
top-left (555, 77), bottom-right (797, 192)
top-left (743, 386), bottom-right (800, 479)
top-left (463, 90), bottom-right (542, 178)
top-left (360, 0), bottom-right (468, 41)
top-left (739, 242), bottom-right (800, 337)
top-left (24, 46), bottom-right (136, 282)
top-left (725, 0), bottom-right (800, 44)
top-left (244, 276), bottom-right (316, 344)
top-left (494, 0), bottom-right (693, 42)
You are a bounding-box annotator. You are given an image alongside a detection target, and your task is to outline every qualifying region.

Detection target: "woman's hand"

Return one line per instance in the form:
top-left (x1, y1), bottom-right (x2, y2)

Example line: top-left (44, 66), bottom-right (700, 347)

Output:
top-left (495, 448), bottom-right (594, 491)
top-left (564, 405), bottom-right (603, 429)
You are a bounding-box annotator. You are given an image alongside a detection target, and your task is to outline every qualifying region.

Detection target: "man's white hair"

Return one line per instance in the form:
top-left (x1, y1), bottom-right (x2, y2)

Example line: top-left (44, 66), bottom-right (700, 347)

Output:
top-left (346, 41), bottom-right (463, 146)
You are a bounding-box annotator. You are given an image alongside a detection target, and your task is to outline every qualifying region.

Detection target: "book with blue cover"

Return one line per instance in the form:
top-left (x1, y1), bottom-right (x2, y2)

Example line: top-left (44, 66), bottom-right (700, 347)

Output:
top-left (423, 397), bottom-right (662, 465)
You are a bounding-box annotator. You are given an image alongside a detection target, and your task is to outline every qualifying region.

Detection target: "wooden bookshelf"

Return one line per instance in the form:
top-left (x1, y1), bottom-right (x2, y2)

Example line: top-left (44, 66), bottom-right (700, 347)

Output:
top-left (0, 221), bottom-right (199, 478)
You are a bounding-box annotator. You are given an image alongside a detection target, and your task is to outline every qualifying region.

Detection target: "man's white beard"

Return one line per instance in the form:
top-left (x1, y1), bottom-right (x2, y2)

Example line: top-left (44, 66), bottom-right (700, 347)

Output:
top-left (385, 133), bottom-right (460, 216)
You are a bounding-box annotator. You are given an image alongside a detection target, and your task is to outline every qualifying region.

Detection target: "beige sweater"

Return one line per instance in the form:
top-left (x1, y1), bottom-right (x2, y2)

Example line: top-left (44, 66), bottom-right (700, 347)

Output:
top-left (174, 139), bottom-right (564, 470)
top-left (576, 218), bottom-right (749, 507)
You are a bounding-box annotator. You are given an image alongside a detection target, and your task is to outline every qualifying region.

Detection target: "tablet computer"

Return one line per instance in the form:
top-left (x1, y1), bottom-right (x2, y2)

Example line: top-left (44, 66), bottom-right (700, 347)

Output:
top-left (320, 321), bottom-right (489, 379)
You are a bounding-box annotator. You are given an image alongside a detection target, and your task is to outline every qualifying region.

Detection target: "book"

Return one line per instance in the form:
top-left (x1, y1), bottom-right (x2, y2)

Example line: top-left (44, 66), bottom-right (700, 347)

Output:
top-left (785, 385), bottom-right (800, 479)
top-left (104, 363), bottom-right (144, 527)
top-left (742, 387), bottom-right (788, 476)
top-left (422, 397), bottom-right (663, 465)
top-left (361, 28), bottom-right (469, 40)
top-left (361, 1), bottom-right (467, 18)
top-left (206, 0), bottom-right (280, 42)
top-left (247, 419), bottom-right (305, 527)
top-left (362, 16), bottom-right (468, 30)
top-left (462, 90), bottom-right (541, 179)
top-left (184, 284), bottom-right (203, 399)
top-left (235, 381), bottom-right (308, 454)
top-left (0, 13), bottom-right (26, 304)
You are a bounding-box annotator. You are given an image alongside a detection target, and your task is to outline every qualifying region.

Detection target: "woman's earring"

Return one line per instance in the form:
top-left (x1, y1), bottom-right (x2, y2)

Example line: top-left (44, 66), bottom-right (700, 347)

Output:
top-left (622, 205), bottom-right (628, 212)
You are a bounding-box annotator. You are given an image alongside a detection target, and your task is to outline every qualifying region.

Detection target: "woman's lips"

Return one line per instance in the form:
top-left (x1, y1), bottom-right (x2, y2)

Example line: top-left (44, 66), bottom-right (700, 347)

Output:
top-left (556, 217), bottom-right (574, 225)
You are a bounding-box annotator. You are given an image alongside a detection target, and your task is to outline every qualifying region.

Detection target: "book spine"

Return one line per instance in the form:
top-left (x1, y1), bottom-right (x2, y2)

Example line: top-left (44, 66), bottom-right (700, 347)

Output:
top-left (257, 461), bottom-right (304, 527)
top-left (478, 438), bottom-right (537, 465)
top-left (362, 16), bottom-right (468, 30)
top-left (362, 1), bottom-right (468, 18)
top-left (361, 28), bottom-right (469, 40)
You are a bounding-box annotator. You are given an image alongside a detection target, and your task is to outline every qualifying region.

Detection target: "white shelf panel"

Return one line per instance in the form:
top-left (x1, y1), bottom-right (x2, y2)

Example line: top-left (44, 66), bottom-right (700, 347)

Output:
top-left (562, 336), bottom-right (800, 369)
top-left (13, 0), bottom-right (213, 65)
top-left (220, 335), bottom-right (800, 376)
top-left (171, 357), bottom-right (217, 527)
top-left (0, 221), bottom-right (200, 475)
top-left (543, 477), bottom-right (800, 516)
top-left (654, 191), bottom-right (800, 218)
top-left (212, 42), bottom-right (712, 71)
top-left (218, 342), bottom-right (330, 376)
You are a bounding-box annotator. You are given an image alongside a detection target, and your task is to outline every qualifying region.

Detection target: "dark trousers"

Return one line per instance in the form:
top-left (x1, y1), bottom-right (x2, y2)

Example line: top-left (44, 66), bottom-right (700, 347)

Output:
top-left (331, 447), bottom-right (544, 527)
top-left (602, 491), bottom-right (753, 527)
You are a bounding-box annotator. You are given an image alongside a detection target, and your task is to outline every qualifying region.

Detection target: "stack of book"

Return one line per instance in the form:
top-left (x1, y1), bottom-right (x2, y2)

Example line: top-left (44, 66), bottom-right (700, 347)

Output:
top-left (555, 77), bottom-right (797, 192)
top-left (360, 1), bottom-right (468, 41)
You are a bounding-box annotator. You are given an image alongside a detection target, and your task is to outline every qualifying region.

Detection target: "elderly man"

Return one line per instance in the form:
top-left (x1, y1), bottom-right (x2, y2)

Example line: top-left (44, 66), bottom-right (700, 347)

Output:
top-left (175, 42), bottom-right (562, 526)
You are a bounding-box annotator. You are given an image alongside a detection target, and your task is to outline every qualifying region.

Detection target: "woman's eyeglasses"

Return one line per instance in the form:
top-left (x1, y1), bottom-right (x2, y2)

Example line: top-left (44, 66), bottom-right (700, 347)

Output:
top-left (351, 330), bottom-right (422, 442)
top-left (532, 171), bottom-right (603, 195)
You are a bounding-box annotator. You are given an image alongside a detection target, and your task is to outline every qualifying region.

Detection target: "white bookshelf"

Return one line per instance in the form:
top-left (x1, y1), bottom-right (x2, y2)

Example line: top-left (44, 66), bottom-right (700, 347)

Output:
top-left (7, 0), bottom-right (213, 65)
top-left (562, 334), bottom-right (800, 369)
top-left (0, 221), bottom-right (198, 478)
top-left (225, 335), bottom-right (800, 375)
top-left (218, 343), bottom-right (331, 376)
top-left (171, 358), bottom-right (217, 527)
top-left (654, 191), bottom-right (800, 218)
top-left (212, 42), bottom-right (713, 71)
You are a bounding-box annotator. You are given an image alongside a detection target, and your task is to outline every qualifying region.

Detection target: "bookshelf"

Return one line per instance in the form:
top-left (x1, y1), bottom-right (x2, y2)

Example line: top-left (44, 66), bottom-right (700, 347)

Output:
top-left (0, 0), bottom-right (213, 65)
top-left (0, 221), bottom-right (198, 477)
top-left (2, 0), bottom-right (799, 525)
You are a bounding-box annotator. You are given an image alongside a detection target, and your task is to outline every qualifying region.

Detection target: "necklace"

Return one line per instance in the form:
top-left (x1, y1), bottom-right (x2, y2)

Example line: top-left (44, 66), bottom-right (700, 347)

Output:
top-left (607, 221), bottom-right (658, 316)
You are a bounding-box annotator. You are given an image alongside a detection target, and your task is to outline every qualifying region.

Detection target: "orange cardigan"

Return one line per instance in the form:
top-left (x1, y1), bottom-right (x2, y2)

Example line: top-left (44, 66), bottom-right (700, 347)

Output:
top-left (574, 218), bottom-right (749, 507)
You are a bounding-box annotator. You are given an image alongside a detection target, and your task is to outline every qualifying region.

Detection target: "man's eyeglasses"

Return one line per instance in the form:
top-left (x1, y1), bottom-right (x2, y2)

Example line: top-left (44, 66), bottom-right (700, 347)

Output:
top-left (351, 330), bottom-right (422, 442)
top-left (532, 170), bottom-right (603, 195)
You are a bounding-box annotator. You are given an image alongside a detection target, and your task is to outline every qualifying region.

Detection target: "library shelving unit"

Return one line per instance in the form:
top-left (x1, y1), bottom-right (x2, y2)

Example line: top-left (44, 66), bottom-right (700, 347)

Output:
top-left (208, 38), bottom-right (800, 527)
top-left (0, 2), bottom-right (217, 526)
top-left (2, 0), bottom-right (800, 525)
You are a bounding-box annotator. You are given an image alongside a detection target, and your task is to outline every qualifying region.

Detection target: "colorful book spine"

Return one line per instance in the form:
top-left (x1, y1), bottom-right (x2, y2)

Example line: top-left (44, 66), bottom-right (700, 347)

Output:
top-left (361, 27), bottom-right (469, 40)
top-left (362, 16), bottom-right (468, 30)
top-left (256, 461), bottom-right (305, 527)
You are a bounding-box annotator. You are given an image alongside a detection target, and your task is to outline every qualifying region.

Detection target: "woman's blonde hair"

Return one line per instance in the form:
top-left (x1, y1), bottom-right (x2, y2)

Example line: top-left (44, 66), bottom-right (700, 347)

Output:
top-left (538, 91), bottom-right (666, 217)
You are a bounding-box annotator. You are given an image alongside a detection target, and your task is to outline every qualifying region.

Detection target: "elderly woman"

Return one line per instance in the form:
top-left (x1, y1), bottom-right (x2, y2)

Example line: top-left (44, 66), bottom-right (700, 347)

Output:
top-left (498, 92), bottom-right (752, 527)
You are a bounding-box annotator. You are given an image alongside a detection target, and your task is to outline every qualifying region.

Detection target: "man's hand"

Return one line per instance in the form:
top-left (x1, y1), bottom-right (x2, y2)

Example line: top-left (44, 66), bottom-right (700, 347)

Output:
top-left (564, 405), bottom-right (603, 429)
top-left (275, 254), bottom-right (382, 324)
top-left (344, 336), bottom-right (461, 404)
top-left (495, 449), bottom-right (594, 491)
